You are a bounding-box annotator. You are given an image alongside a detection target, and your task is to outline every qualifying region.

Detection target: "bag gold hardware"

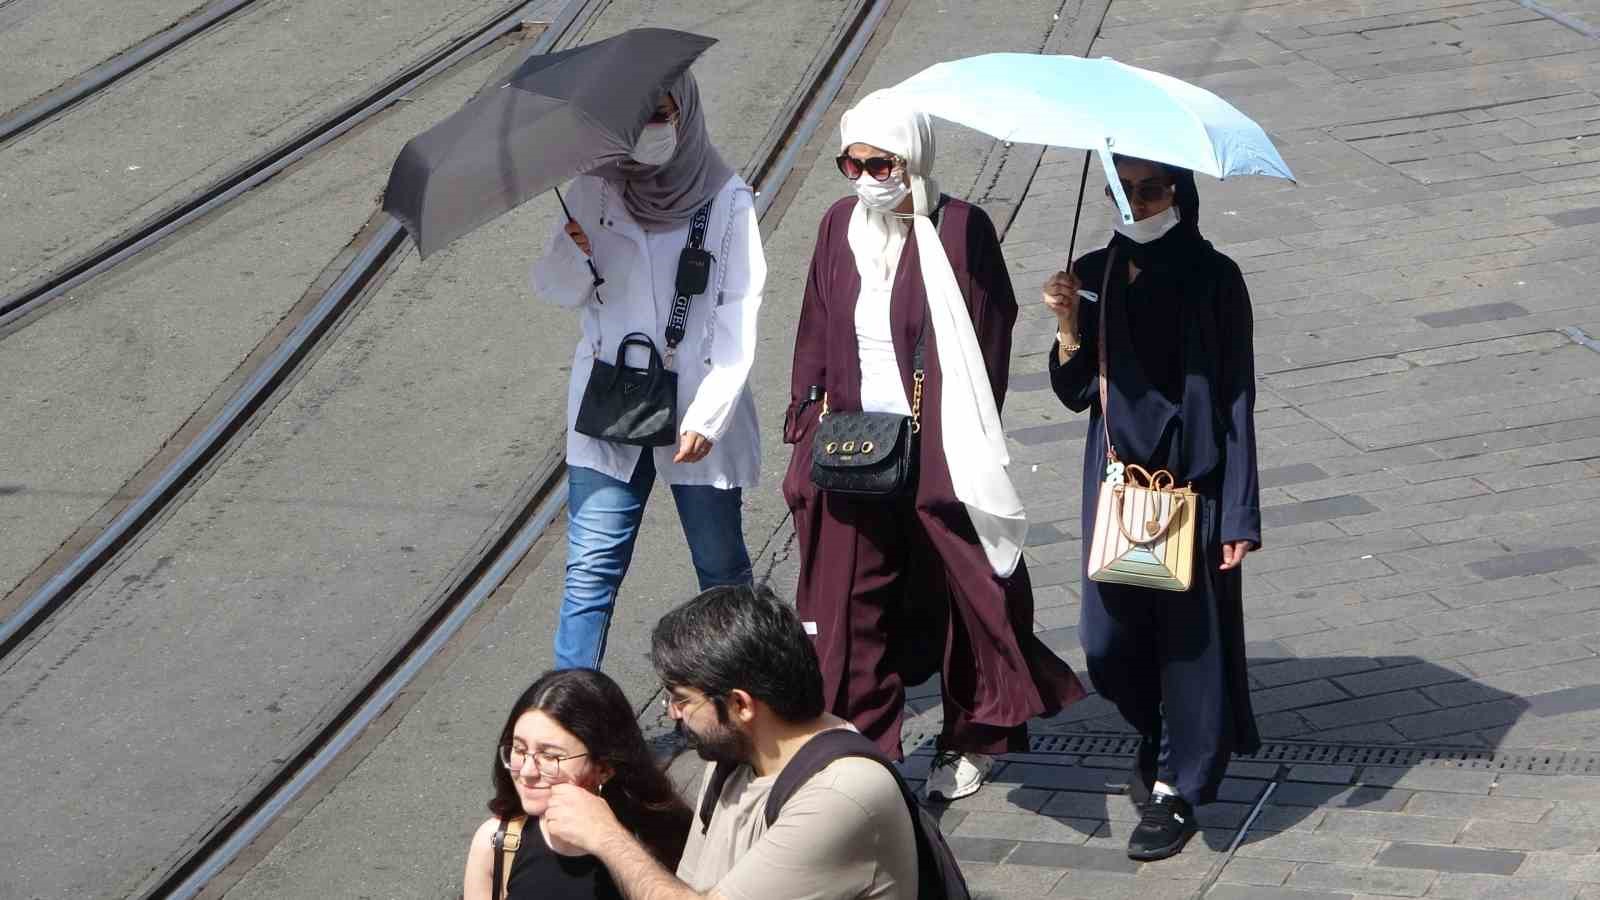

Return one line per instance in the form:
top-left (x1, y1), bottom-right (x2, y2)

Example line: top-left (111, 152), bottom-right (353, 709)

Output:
top-left (862, 441), bottom-right (874, 453)
top-left (825, 442), bottom-right (838, 454)
top-left (910, 370), bottom-right (924, 434)
top-left (842, 441), bottom-right (855, 453)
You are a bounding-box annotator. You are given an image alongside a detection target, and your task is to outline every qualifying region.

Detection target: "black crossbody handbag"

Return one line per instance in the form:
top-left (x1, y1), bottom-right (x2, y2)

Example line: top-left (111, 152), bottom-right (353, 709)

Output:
top-left (808, 206), bottom-right (948, 497)
top-left (809, 315), bottom-right (926, 497)
top-left (574, 199), bottom-right (715, 447)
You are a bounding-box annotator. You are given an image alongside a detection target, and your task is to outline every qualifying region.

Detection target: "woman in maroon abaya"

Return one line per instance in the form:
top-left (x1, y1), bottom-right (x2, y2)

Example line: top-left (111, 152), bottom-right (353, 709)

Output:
top-left (781, 90), bottom-right (1084, 802)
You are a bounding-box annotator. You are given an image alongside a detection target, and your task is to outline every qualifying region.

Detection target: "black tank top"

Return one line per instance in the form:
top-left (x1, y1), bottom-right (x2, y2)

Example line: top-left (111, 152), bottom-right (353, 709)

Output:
top-left (505, 818), bottom-right (623, 900)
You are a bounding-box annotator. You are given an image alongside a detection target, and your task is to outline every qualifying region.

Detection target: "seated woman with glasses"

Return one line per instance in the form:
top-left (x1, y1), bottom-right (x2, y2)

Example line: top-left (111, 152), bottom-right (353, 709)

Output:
top-left (463, 669), bottom-right (692, 900)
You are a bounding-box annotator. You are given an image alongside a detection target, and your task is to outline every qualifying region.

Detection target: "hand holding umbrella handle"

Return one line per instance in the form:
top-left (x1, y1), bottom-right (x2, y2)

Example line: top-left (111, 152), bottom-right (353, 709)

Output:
top-left (555, 186), bottom-right (606, 304)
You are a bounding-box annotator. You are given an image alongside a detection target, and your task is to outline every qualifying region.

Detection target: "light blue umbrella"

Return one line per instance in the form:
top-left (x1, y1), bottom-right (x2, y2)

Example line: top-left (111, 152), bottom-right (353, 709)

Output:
top-left (888, 53), bottom-right (1294, 228)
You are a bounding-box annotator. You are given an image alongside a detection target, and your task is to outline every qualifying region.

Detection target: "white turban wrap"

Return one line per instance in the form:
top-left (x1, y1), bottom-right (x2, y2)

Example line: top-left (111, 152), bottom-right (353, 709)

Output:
top-left (840, 90), bottom-right (1025, 578)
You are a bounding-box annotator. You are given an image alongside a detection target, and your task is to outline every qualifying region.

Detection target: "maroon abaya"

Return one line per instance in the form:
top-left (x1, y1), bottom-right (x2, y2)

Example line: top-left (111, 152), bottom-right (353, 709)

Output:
top-left (781, 196), bottom-right (1085, 758)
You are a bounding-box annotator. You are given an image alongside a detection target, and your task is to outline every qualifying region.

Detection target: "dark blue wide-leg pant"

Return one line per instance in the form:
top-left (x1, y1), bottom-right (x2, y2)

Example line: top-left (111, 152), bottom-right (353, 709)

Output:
top-left (1079, 493), bottom-right (1258, 805)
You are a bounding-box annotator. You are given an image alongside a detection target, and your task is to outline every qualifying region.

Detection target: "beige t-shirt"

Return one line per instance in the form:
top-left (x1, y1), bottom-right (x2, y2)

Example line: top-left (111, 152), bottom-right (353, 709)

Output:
top-left (676, 746), bottom-right (918, 900)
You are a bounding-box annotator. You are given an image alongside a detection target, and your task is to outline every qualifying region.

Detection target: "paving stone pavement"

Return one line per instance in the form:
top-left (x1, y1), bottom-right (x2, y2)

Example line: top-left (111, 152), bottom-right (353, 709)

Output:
top-left (647, 0), bottom-right (1600, 897)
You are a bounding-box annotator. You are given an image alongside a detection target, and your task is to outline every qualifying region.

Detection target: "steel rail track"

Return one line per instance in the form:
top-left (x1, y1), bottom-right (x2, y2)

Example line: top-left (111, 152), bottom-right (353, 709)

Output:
top-left (0, 0), bottom-right (594, 658)
top-left (0, 0), bottom-right (555, 335)
top-left (140, 1), bottom-right (894, 895)
top-left (0, 0), bottom-right (265, 147)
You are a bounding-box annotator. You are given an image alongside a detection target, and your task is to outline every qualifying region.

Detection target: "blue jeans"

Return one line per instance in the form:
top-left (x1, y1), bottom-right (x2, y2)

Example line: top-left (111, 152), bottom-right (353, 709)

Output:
top-left (555, 452), bottom-right (752, 669)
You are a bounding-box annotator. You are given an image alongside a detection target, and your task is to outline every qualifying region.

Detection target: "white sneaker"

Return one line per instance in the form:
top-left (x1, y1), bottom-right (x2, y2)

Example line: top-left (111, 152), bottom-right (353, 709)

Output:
top-left (923, 751), bottom-right (994, 801)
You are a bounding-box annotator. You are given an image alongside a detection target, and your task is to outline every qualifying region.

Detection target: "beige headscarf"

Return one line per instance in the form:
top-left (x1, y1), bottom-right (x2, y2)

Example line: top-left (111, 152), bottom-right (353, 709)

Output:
top-left (840, 90), bottom-right (1025, 577)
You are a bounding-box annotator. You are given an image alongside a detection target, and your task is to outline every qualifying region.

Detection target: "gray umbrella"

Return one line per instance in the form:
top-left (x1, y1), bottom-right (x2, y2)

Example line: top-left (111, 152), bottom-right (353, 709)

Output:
top-left (382, 27), bottom-right (717, 258)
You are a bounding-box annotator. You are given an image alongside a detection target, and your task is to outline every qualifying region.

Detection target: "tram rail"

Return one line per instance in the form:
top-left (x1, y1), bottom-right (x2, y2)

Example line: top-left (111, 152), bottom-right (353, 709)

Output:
top-left (0, 0), bottom-right (265, 147)
top-left (0, 0), bottom-right (559, 335)
top-left (3, 0), bottom-right (896, 895)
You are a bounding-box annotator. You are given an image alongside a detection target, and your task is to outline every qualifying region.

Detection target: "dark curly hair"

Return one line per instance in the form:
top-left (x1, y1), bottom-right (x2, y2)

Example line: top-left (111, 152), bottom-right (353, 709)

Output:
top-left (650, 583), bottom-right (825, 723)
top-left (488, 669), bottom-right (691, 868)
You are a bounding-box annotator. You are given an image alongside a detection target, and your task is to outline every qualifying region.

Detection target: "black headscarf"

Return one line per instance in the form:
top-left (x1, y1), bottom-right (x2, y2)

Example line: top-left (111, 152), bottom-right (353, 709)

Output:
top-left (1097, 161), bottom-right (1233, 485)
top-left (1107, 164), bottom-right (1211, 272)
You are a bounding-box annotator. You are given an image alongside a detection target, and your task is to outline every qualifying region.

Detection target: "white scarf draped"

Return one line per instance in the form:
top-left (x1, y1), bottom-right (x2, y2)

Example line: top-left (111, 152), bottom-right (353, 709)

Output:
top-left (840, 90), bottom-right (1025, 577)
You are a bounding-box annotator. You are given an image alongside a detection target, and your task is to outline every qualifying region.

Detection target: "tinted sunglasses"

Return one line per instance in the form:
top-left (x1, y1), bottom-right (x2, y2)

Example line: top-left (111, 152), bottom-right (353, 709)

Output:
top-left (1105, 179), bottom-right (1173, 204)
top-left (835, 154), bottom-right (900, 182)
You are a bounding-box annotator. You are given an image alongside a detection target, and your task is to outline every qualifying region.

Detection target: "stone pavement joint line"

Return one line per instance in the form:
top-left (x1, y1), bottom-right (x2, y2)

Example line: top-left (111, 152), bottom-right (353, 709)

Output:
top-left (892, 0), bottom-right (1600, 895)
top-left (648, 0), bottom-right (1600, 895)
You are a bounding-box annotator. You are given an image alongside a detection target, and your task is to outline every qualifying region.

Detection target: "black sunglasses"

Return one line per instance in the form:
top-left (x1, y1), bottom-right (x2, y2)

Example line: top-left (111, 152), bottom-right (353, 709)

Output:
top-left (835, 154), bottom-right (899, 182)
top-left (1105, 178), bottom-right (1173, 204)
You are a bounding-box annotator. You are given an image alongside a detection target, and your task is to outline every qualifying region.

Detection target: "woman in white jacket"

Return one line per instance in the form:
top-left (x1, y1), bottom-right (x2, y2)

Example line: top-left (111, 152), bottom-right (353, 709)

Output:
top-left (531, 72), bottom-right (764, 671)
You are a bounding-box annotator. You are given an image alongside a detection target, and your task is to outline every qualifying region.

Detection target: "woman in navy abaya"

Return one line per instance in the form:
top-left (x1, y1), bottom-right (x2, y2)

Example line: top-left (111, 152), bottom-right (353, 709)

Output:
top-left (1043, 155), bottom-right (1262, 862)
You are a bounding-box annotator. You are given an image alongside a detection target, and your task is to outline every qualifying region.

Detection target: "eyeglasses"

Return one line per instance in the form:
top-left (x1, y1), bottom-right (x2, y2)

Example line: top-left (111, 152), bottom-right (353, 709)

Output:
top-left (499, 744), bottom-right (589, 778)
top-left (659, 687), bottom-right (717, 724)
top-left (835, 154), bottom-right (901, 182)
top-left (1105, 179), bottom-right (1173, 204)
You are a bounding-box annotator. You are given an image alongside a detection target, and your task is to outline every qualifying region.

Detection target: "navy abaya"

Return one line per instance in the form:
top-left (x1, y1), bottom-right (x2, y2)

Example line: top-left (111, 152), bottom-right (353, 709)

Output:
top-left (1049, 189), bottom-right (1262, 804)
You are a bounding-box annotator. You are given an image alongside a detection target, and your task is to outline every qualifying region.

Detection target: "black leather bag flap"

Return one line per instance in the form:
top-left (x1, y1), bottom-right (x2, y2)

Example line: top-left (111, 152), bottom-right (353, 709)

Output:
top-left (811, 412), bottom-right (910, 470)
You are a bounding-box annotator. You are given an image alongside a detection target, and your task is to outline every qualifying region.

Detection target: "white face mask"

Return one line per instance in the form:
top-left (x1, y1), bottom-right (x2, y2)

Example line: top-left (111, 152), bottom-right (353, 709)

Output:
top-left (1112, 205), bottom-right (1180, 243)
top-left (853, 173), bottom-right (910, 212)
top-left (630, 123), bottom-right (677, 166)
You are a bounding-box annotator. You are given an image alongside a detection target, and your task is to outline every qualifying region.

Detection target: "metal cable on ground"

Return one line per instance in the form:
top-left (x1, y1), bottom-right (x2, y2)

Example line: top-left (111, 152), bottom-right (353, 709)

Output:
top-left (0, 0), bottom-right (264, 146)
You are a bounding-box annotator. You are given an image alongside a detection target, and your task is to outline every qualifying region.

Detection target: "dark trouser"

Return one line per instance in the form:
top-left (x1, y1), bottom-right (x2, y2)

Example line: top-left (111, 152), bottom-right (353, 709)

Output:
top-left (1080, 551), bottom-right (1254, 805)
top-left (795, 490), bottom-right (1080, 760)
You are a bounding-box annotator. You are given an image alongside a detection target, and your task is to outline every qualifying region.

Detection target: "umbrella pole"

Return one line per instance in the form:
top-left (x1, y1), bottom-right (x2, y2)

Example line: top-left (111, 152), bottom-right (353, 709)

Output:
top-left (554, 186), bottom-right (606, 303)
top-left (1066, 149), bottom-right (1090, 267)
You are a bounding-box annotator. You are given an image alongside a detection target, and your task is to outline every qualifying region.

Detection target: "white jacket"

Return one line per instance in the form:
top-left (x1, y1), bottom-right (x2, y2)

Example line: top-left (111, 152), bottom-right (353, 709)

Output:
top-left (530, 173), bottom-right (764, 489)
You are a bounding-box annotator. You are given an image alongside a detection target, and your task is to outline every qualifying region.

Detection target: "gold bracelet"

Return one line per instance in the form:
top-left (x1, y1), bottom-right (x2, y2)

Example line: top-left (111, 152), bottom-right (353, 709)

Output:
top-left (1056, 331), bottom-right (1081, 363)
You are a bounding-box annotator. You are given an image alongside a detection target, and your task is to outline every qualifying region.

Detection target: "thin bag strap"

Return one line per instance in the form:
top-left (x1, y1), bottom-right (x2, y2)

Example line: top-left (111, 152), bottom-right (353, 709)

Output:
top-left (906, 198), bottom-right (952, 431)
top-left (665, 199), bottom-right (716, 352)
top-left (490, 816), bottom-right (526, 900)
top-left (1096, 248), bottom-right (1119, 464)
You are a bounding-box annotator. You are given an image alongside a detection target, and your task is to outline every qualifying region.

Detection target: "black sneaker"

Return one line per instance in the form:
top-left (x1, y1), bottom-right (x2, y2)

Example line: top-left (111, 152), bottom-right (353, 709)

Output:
top-left (1127, 793), bottom-right (1197, 860)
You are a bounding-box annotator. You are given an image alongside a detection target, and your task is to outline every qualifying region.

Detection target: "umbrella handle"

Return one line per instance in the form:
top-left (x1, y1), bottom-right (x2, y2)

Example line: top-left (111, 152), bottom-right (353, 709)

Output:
top-left (1066, 149), bottom-right (1090, 268)
top-left (554, 186), bottom-right (606, 303)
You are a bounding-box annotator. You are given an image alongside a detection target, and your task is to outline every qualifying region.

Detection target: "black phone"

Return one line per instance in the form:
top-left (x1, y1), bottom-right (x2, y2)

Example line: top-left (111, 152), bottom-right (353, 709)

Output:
top-left (676, 247), bottom-right (713, 296)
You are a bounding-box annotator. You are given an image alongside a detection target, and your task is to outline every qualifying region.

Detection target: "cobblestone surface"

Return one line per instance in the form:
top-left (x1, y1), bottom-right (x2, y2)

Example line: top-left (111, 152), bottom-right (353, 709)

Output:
top-left (630, 0), bottom-right (1600, 897)
top-left (830, 0), bottom-right (1600, 896)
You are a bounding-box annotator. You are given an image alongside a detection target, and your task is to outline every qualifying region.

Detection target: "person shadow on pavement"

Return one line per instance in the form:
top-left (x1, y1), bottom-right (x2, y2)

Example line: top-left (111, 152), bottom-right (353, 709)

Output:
top-left (895, 654), bottom-right (1532, 875)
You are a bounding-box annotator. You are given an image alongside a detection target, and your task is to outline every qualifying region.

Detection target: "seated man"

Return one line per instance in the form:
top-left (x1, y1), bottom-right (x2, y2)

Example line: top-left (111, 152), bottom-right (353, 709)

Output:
top-left (543, 584), bottom-right (920, 900)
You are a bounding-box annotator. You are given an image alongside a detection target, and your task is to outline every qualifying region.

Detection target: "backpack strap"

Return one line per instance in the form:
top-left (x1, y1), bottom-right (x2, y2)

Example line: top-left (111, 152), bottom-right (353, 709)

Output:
top-left (490, 816), bottom-right (526, 900)
top-left (697, 760), bottom-right (742, 833)
top-left (763, 729), bottom-right (883, 825)
top-left (764, 729), bottom-right (962, 899)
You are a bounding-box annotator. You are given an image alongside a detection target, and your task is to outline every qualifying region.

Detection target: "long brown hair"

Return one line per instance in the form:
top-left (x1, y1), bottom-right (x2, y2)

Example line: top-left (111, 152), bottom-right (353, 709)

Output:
top-left (489, 669), bottom-right (691, 868)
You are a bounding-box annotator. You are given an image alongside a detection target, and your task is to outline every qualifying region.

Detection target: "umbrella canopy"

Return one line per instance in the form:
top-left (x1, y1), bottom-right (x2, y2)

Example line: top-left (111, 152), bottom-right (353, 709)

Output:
top-left (888, 53), bottom-right (1293, 223)
top-left (383, 28), bottom-right (716, 257)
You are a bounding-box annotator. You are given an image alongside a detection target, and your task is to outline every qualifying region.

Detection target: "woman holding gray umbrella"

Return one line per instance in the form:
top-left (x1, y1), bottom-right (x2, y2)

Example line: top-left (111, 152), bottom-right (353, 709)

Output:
top-left (1043, 155), bottom-right (1262, 861)
top-left (531, 72), bottom-right (763, 671)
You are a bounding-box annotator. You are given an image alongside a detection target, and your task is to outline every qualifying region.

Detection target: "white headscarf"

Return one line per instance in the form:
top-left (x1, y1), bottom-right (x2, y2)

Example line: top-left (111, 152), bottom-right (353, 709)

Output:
top-left (840, 90), bottom-right (1025, 577)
